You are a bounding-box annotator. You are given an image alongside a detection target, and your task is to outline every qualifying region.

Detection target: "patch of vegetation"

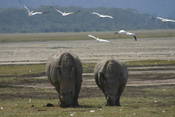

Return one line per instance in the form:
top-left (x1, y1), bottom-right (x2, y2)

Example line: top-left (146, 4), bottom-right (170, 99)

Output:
top-left (0, 64), bottom-right (45, 77)
top-left (134, 29), bottom-right (175, 39)
top-left (126, 59), bottom-right (175, 66)
top-left (0, 77), bottom-right (48, 87)
top-left (1, 30), bottom-right (175, 43)
top-left (0, 85), bottom-right (175, 117)
top-left (0, 59), bottom-right (175, 77)
top-left (83, 63), bottom-right (96, 73)
top-left (0, 63), bottom-right (96, 77)
top-left (0, 32), bottom-right (92, 43)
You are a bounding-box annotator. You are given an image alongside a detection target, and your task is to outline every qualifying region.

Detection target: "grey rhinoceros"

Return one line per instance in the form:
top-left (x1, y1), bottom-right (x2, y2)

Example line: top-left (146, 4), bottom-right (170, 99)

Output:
top-left (94, 59), bottom-right (128, 106)
top-left (46, 52), bottom-right (82, 107)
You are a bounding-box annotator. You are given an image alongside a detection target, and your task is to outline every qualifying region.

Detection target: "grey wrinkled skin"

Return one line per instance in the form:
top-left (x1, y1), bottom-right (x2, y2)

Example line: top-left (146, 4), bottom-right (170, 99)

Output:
top-left (94, 59), bottom-right (128, 106)
top-left (46, 52), bottom-right (82, 107)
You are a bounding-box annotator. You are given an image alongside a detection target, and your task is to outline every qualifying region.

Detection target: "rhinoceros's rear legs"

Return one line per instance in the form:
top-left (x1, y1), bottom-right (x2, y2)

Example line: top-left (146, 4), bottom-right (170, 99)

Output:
top-left (73, 86), bottom-right (80, 107)
top-left (115, 86), bottom-right (126, 106)
top-left (73, 81), bottom-right (81, 107)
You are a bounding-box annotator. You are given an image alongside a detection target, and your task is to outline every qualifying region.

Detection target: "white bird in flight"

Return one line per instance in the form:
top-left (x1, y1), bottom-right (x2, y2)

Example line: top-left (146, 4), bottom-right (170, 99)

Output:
top-left (156, 17), bottom-right (175, 23)
top-left (55, 8), bottom-right (76, 16)
top-left (88, 34), bottom-right (110, 43)
top-left (92, 12), bottom-right (113, 19)
top-left (116, 30), bottom-right (137, 41)
top-left (24, 5), bottom-right (43, 16)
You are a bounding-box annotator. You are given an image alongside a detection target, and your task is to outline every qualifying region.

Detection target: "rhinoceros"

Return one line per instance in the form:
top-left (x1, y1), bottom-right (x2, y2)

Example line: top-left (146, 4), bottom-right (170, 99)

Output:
top-left (46, 52), bottom-right (82, 107)
top-left (94, 59), bottom-right (128, 106)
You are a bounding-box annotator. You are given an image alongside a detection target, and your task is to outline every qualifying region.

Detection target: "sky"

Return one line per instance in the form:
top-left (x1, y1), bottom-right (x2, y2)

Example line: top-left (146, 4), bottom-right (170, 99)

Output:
top-left (1, 0), bottom-right (175, 17)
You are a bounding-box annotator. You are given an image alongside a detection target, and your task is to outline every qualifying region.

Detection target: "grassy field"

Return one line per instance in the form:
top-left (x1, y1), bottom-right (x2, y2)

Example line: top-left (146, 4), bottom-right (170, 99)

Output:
top-left (0, 30), bottom-right (175, 117)
top-left (0, 60), bottom-right (175, 117)
top-left (0, 83), bottom-right (175, 117)
top-left (0, 29), bottom-right (175, 42)
top-left (126, 59), bottom-right (175, 66)
top-left (0, 60), bottom-right (175, 77)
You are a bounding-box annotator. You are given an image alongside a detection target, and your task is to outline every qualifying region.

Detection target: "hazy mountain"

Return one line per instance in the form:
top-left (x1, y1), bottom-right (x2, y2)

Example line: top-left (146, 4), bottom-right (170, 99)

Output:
top-left (1, 7), bottom-right (174, 33)
top-left (1, 0), bottom-right (175, 18)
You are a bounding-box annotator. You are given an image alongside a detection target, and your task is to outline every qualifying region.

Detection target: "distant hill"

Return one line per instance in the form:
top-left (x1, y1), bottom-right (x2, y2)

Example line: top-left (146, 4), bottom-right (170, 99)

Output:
top-left (0, 0), bottom-right (175, 18)
top-left (0, 6), bottom-right (175, 33)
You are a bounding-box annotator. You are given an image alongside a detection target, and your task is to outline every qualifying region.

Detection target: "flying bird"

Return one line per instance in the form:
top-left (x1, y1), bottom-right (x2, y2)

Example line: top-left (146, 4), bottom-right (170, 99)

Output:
top-left (92, 12), bottom-right (113, 19)
top-left (115, 30), bottom-right (137, 41)
top-left (156, 17), bottom-right (175, 23)
top-left (88, 34), bottom-right (110, 43)
top-left (55, 8), bottom-right (78, 16)
top-left (24, 5), bottom-right (43, 16)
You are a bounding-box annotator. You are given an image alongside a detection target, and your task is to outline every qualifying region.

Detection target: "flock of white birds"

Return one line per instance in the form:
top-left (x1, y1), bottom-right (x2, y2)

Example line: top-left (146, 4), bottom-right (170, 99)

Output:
top-left (23, 4), bottom-right (175, 43)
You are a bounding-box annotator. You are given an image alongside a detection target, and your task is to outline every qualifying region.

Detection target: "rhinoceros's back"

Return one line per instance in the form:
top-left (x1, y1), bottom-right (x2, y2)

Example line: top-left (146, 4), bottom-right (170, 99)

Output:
top-left (46, 52), bottom-right (82, 88)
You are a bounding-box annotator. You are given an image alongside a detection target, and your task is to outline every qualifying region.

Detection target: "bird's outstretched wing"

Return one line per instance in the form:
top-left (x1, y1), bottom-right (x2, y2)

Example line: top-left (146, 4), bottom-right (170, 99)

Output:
top-left (32, 12), bottom-right (43, 15)
top-left (164, 18), bottom-right (175, 22)
top-left (118, 30), bottom-right (127, 34)
top-left (88, 35), bottom-right (110, 42)
top-left (103, 15), bottom-right (113, 19)
top-left (156, 17), bottom-right (164, 20)
top-left (92, 12), bottom-right (113, 18)
top-left (24, 4), bottom-right (30, 13)
top-left (156, 17), bottom-right (168, 22)
top-left (55, 8), bottom-right (64, 15)
top-left (66, 12), bottom-right (74, 15)
top-left (92, 12), bottom-right (100, 16)
top-left (98, 39), bottom-right (110, 42)
top-left (168, 19), bottom-right (175, 22)
top-left (126, 32), bottom-right (134, 36)
top-left (88, 34), bottom-right (98, 40)
top-left (156, 17), bottom-right (175, 23)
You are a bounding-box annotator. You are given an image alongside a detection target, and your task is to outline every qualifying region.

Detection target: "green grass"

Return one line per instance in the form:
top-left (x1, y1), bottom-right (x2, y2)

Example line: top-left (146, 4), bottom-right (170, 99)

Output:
top-left (132, 29), bottom-right (175, 39)
top-left (1, 29), bottom-right (175, 43)
top-left (126, 59), bottom-right (175, 66)
top-left (0, 32), bottom-right (89, 42)
top-left (0, 85), bottom-right (175, 117)
top-left (0, 64), bottom-right (45, 77)
top-left (0, 59), bottom-right (175, 117)
top-left (82, 63), bottom-right (95, 73)
top-left (0, 63), bottom-right (94, 77)
top-left (0, 59), bottom-right (175, 77)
